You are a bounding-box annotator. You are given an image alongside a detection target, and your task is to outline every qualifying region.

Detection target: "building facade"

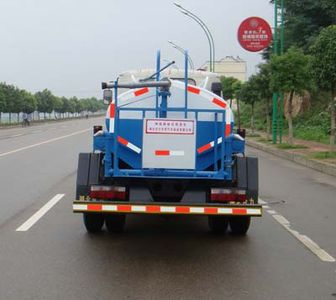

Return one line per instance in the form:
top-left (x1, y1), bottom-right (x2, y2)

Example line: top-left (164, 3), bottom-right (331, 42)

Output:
top-left (201, 56), bottom-right (247, 82)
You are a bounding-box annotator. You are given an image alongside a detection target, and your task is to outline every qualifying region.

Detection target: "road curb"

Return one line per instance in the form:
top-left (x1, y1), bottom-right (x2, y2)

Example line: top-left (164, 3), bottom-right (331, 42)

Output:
top-left (246, 139), bottom-right (336, 177)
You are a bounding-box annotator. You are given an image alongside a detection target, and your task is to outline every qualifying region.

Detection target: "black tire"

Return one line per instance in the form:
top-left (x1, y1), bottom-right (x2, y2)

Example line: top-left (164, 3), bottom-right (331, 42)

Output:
top-left (83, 213), bottom-right (104, 233)
top-left (229, 217), bottom-right (251, 235)
top-left (208, 216), bottom-right (229, 233)
top-left (105, 214), bottom-right (126, 233)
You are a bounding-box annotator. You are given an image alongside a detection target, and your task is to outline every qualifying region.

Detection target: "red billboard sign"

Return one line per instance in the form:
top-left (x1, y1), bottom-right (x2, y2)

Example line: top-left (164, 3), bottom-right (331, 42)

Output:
top-left (238, 17), bottom-right (272, 52)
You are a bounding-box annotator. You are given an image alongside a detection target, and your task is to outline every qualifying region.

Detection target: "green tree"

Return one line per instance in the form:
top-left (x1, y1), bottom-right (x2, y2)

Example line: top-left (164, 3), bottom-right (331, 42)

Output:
top-left (231, 80), bottom-right (243, 129)
top-left (238, 76), bottom-right (261, 134)
top-left (53, 96), bottom-right (63, 118)
top-left (270, 0), bottom-right (336, 52)
top-left (255, 63), bottom-right (273, 138)
top-left (20, 90), bottom-right (37, 114)
top-left (311, 25), bottom-right (336, 150)
top-left (35, 89), bottom-right (56, 118)
top-left (270, 47), bottom-right (313, 144)
top-left (68, 97), bottom-right (78, 114)
top-left (1, 84), bottom-right (23, 122)
top-left (60, 97), bottom-right (71, 117)
top-left (75, 99), bottom-right (84, 114)
top-left (220, 76), bottom-right (240, 106)
top-left (0, 84), bottom-right (6, 123)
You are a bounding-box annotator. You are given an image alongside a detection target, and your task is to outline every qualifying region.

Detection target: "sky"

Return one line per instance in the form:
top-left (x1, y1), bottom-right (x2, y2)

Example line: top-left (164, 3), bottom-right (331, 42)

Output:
top-left (0, 0), bottom-right (274, 98)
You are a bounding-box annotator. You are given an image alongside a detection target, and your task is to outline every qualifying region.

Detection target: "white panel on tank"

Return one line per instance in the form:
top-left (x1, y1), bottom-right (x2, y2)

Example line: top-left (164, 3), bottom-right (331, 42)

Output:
top-left (142, 118), bottom-right (196, 169)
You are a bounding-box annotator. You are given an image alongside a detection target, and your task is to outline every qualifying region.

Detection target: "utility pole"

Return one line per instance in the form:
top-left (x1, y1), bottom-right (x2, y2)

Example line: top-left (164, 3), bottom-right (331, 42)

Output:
top-left (272, 0), bottom-right (285, 143)
top-left (278, 0), bottom-right (285, 143)
top-left (272, 0), bottom-right (279, 144)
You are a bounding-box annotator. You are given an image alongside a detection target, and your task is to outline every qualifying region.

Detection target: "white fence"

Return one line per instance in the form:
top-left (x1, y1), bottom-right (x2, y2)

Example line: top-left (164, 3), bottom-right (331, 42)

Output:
top-left (0, 111), bottom-right (103, 124)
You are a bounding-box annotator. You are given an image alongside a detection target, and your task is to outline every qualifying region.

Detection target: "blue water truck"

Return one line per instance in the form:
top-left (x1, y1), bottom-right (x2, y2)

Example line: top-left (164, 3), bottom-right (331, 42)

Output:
top-left (73, 51), bottom-right (261, 234)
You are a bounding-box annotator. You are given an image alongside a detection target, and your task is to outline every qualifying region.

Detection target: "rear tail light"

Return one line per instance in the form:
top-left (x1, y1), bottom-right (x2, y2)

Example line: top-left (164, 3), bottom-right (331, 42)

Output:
top-left (210, 188), bottom-right (246, 202)
top-left (89, 186), bottom-right (126, 200)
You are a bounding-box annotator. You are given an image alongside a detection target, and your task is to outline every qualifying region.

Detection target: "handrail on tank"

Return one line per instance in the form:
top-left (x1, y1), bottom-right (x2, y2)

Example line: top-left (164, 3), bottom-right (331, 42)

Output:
top-left (184, 50), bottom-right (188, 118)
top-left (100, 50), bottom-right (231, 179)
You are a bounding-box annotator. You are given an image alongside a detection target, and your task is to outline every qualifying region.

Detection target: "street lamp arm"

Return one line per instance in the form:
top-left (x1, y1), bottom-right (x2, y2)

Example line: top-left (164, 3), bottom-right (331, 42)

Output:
top-left (178, 7), bottom-right (215, 71)
top-left (180, 11), bottom-right (213, 71)
top-left (180, 9), bottom-right (215, 52)
top-left (174, 2), bottom-right (215, 71)
top-left (168, 41), bottom-right (195, 70)
top-left (188, 12), bottom-right (215, 71)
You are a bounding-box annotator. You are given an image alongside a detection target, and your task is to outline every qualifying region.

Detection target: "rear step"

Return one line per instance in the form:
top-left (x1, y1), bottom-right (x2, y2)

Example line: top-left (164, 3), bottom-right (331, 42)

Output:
top-left (73, 201), bottom-right (262, 216)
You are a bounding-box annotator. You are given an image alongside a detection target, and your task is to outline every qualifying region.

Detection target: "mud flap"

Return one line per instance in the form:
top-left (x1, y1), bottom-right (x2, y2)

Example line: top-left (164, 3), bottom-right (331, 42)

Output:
top-left (235, 157), bottom-right (258, 203)
top-left (76, 153), bottom-right (102, 199)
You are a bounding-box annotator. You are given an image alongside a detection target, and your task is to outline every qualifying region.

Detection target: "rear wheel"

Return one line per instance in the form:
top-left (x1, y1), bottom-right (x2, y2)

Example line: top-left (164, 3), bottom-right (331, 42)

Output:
top-left (83, 213), bottom-right (104, 233)
top-left (229, 217), bottom-right (251, 235)
top-left (105, 214), bottom-right (126, 233)
top-left (208, 216), bottom-right (229, 233)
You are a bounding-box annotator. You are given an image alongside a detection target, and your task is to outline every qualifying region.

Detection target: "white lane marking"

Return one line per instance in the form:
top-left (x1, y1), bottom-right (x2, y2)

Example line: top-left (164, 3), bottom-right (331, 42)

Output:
top-left (258, 199), bottom-right (267, 204)
top-left (260, 197), bottom-right (335, 263)
top-left (273, 214), bottom-right (290, 226)
top-left (0, 128), bottom-right (90, 158)
top-left (16, 194), bottom-right (65, 232)
top-left (276, 215), bottom-right (335, 262)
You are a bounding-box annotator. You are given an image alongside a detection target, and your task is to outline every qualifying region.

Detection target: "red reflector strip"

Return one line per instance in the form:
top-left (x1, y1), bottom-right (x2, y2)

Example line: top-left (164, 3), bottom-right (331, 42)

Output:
top-left (117, 136), bottom-right (141, 154)
top-left (212, 98), bottom-right (227, 108)
top-left (117, 136), bottom-right (128, 146)
top-left (175, 206), bottom-right (190, 213)
top-left (204, 207), bottom-right (218, 214)
top-left (134, 87), bottom-right (149, 97)
top-left (87, 204), bottom-right (102, 211)
top-left (146, 206), bottom-right (161, 213)
top-left (232, 208), bottom-right (247, 215)
top-left (187, 86), bottom-right (200, 94)
top-left (109, 103), bottom-right (115, 118)
top-left (73, 204), bottom-right (262, 216)
top-left (117, 205), bottom-right (132, 212)
top-left (197, 143), bottom-right (212, 154)
top-left (155, 150), bottom-right (170, 156)
top-left (225, 124), bottom-right (231, 137)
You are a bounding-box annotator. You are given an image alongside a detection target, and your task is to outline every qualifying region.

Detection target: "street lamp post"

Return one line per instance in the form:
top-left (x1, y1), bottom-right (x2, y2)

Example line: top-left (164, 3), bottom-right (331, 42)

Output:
top-left (173, 2), bottom-right (215, 72)
top-left (168, 40), bottom-right (195, 70)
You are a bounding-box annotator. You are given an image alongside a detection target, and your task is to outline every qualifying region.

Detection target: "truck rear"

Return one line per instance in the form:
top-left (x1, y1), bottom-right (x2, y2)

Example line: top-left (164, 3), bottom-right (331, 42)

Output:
top-left (73, 51), bottom-right (261, 234)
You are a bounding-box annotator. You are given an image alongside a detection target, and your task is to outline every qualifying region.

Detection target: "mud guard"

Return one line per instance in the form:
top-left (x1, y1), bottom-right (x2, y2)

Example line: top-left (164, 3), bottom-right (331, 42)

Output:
top-left (235, 156), bottom-right (259, 203)
top-left (76, 153), bottom-right (102, 199)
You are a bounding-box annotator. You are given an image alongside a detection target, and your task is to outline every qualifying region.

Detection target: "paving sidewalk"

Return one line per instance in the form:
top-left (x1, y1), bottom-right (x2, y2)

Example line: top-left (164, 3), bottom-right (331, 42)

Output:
top-left (246, 131), bottom-right (336, 177)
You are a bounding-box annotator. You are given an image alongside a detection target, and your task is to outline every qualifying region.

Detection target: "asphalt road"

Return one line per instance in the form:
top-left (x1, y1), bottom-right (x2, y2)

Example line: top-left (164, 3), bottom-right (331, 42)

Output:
top-left (0, 118), bottom-right (335, 300)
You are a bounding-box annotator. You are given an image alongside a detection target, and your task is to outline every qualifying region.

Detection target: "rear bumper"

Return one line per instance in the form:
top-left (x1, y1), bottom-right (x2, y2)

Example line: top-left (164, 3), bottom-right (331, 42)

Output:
top-left (73, 201), bottom-right (262, 217)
